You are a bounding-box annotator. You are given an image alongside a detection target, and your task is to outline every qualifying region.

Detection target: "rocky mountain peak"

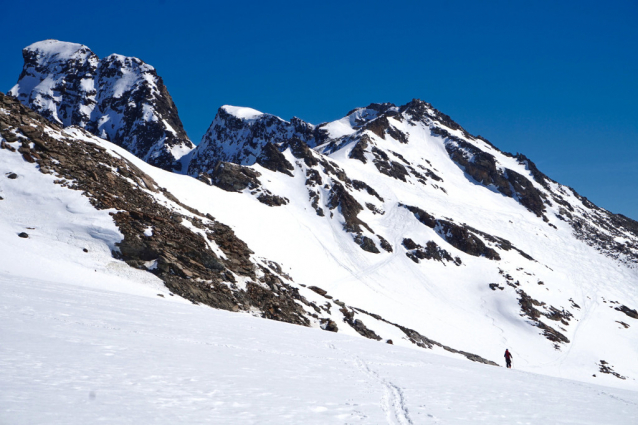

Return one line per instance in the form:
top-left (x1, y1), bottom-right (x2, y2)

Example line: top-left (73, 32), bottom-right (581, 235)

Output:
top-left (187, 105), bottom-right (317, 175)
top-left (9, 39), bottom-right (193, 171)
top-left (11, 40), bottom-right (98, 129)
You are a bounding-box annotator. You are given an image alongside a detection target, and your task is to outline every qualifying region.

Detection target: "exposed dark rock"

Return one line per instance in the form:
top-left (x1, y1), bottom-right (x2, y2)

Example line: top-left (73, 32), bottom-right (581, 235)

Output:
top-left (444, 137), bottom-right (546, 217)
top-left (598, 360), bottom-right (626, 380)
top-left (305, 169), bottom-right (322, 187)
top-left (257, 193), bottom-right (288, 207)
top-left (256, 142), bottom-right (294, 176)
top-left (209, 161), bottom-right (261, 192)
top-left (7, 172), bottom-right (18, 179)
top-left (515, 153), bottom-right (551, 190)
top-left (402, 205), bottom-right (437, 227)
top-left (401, 204), bottom-right (537, 262)
top-left (353, 306), bottom-right (498, 366)
top-left (285, 138), bottom-right (319, 167)
top-left (365, 203), bottom-right (384, 215)
top-left (402, 238), bottom-right (461, 265)
top-left (308, 286), bottom-right (328, 296)
top-left (349, 136), bottom-right (369, 163)
top-left (320, 318), bottom-right (339, 332)
top-left (308, 190), bottom-right (324, 216)
top-left (544, 306), bottom-right (574, 326)
top-left (387, 125), bottom-right (408, 144)
top-left (489, 283), bottom-right (504, 291)
top-left (351, 179), bottom-right (384, 202)
top-left (344, 316), bottom-right (382, 340)
top-left (615, 305), bottom-right (638, 319)
top-left (319, 158), bottom-right (350, 183)
top-left (0, 92), bottom-right (312, 328)
top-left (10, 41), bottom-right (193, 171)
top-left (18, 232), bottom-right (29, 238)
top-left (378, 235), bottom-right (393, 252)
top-left (518, 290), bottom-right (570, 345)
top-left (354, 234), bottom-right (380, 254)
top-left (371, 147), bottom-right (409, 181)
top-left (437, 221), bottom-right (500, 260)
top-left (327, 182), bottom-right (373, 234)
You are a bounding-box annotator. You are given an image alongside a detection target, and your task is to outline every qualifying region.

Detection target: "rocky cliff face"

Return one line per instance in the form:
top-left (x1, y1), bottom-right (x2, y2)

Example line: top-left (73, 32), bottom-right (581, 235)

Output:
top-left (9, 40), bottom-right (193, 171)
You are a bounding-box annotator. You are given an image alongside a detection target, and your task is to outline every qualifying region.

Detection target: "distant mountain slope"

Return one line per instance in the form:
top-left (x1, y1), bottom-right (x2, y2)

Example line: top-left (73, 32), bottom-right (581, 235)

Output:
top-left (0, 91), bottom-right (498, 367)
top-left (8, 40), bottom-right (193, 171)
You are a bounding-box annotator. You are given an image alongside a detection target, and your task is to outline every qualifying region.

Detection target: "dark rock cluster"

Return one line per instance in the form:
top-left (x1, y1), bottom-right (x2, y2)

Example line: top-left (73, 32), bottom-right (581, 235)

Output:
top-left (402, 238), bottom-right (461, 266)
top-left (401, 204), bottom-right (502, 260)
top-left (517, 290), bottom-right (570, 346)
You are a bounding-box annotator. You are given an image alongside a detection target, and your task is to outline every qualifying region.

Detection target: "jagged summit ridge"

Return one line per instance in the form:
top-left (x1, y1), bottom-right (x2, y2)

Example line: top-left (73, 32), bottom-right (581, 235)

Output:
top-left (9, 39), bottom-right (194, 171)
top-left (187, 105), bottom-right (316, 174)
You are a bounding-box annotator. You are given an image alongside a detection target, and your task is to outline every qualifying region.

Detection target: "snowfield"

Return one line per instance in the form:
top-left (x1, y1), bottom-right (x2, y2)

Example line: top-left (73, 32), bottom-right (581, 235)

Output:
top-left (2, 274), bottom-right (637, 424)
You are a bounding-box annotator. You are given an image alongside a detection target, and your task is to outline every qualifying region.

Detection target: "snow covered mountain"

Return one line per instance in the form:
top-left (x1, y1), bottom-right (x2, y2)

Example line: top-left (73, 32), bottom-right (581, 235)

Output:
top-left (3, 39), bottom-right (638, 396)
top-left (182, 97), bottom-right (638, 388)
top-left (0, 91), bottom-right (497, 366)
top-left (8, 40), bottom-right (193, 171)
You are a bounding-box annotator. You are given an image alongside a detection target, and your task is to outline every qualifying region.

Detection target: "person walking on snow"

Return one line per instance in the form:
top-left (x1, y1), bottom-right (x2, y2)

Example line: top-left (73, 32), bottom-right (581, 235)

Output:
top-left (504, 349), bottom-right (513, 368)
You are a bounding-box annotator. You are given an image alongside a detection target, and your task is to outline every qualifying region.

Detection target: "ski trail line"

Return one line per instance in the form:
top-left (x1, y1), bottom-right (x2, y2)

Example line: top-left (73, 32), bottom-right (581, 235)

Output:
top-left (353, 356), bottom-right (413, 425)
top-left (325, 342), bottom-right (414, 424)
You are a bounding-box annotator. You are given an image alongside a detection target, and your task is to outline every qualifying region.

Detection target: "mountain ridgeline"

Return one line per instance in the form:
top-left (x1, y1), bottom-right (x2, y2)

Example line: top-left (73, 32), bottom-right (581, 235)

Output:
top-left (4, 39), bottom-right (638, 383)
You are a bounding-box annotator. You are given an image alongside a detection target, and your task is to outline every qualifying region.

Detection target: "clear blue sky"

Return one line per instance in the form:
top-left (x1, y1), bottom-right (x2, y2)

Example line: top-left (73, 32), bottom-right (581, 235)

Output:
top-left (2, 0), bottom-right (636, 219)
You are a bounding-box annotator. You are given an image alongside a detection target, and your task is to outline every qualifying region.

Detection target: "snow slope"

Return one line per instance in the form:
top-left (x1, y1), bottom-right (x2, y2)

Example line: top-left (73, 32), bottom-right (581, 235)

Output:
top-left (2, 274), bottom-right (637, 424)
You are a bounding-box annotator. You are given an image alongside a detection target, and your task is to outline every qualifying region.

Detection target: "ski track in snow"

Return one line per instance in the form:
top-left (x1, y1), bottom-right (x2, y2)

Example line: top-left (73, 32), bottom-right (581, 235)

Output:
top-left (353, 358), bottom-right (413, 425)
top-left (327, 342), bottom-right (415, 425)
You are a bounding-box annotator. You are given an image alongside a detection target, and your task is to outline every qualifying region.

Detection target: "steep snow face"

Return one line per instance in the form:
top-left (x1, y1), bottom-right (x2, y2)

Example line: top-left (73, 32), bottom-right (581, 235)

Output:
top-left (187, 105), bottom-right (315, 174)
top-left (9, 40), bottom-right (193, 171)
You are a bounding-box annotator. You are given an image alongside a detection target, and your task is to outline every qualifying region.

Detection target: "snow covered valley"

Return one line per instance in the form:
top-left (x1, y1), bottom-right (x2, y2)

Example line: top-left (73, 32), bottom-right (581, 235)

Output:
top-left (2, 274), bottom-right (638, 424)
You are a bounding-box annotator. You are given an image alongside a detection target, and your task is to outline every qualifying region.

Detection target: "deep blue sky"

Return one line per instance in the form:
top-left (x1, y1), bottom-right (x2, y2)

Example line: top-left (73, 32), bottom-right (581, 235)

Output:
top-left (2, 0), bottom-right (637, 219)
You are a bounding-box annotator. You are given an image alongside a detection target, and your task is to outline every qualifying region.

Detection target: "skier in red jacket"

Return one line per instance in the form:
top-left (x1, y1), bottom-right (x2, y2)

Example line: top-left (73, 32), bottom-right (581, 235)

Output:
top-left (505, 349), bottom-right (513, 368)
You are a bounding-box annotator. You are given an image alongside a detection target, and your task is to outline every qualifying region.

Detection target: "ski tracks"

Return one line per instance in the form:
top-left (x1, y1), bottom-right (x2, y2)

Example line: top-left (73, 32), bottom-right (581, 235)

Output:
top-left (354, 357), bottom-right (413, 425)
top-left (327, 342), bottom-right (413, 425)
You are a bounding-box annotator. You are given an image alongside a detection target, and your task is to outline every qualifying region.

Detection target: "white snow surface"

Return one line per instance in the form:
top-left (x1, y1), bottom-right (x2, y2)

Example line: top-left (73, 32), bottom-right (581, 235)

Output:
top-left (2, 274), bottom-right (637, 424)
top-left (23, 39), bottom-right (91, 63)
top-left (222, 105), bottom-right (265, 120)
